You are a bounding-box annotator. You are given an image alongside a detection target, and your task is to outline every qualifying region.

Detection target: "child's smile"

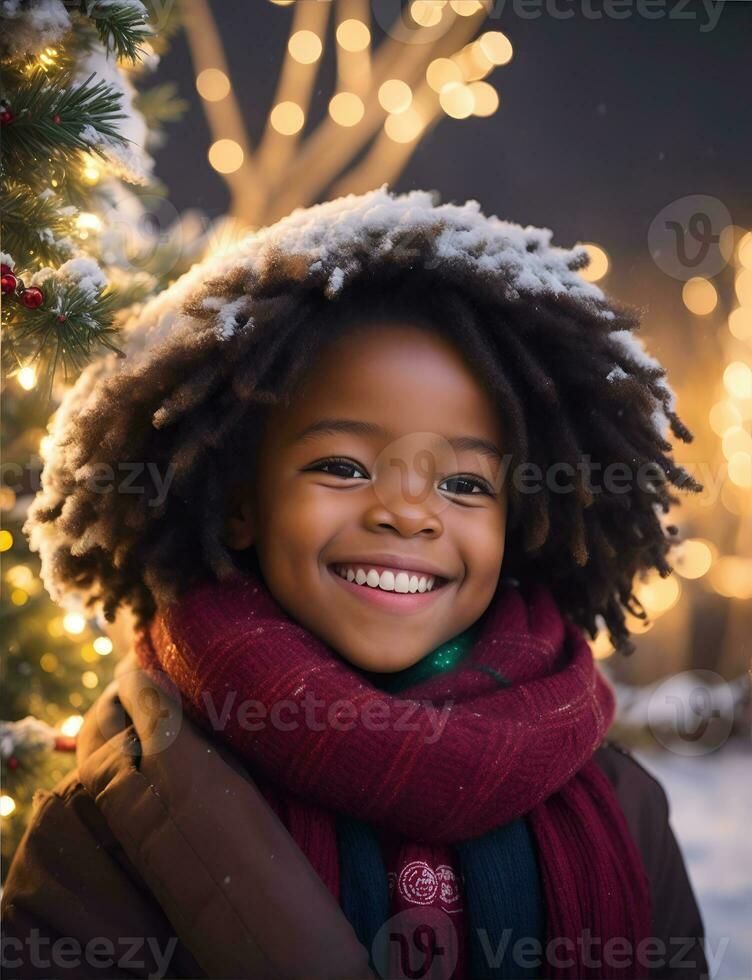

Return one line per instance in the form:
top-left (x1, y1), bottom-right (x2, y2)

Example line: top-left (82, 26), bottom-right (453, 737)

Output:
top-left (224, 318), bottom-right (508, 673)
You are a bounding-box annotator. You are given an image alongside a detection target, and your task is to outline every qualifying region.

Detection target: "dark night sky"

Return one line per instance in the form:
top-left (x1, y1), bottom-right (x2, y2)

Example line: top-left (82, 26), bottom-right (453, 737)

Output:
top-left (150, 1), bottom-right (751, 313)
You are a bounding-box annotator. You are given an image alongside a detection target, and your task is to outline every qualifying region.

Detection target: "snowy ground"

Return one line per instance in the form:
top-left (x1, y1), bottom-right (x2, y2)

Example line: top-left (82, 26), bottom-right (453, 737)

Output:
top-left (634, 742), bottom-right (752, 980)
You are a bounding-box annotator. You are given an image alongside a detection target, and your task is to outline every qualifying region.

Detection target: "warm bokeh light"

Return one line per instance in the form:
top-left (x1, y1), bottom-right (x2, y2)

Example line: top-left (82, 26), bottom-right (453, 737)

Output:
top-left (0, 529), bottom-right (13, 552)
top-left (62, 612), bottom-right (86, 635)
top-left (207, 138), bottom-right (244, 173)
top-left (17, 366), bottom-right (37, 390)
top-left (196, 67), bottom-right (231, 101)
top-left (469, 81), bottom-right (499, 116)
top-left (634, 571), bottom-right (682, 615)
top-left (410, 0), bottom-right (446, 27)
top-left (288, 30), bottom-right (322, 64)
top-left (452, 42), bottom-right (493, 82)
top-left (738, 231), bottom-right (752, 269)
top-left (735, 268), bottom-right (752, 306)
top-left (450, 0), bottom-right (485, 14)
top-left (724, 361), bottom-right (752, 399)
top-left (82, 671), bottom-right (99, 689)
top-left (93, 636), bottom-right (113, 656)
top-left (336, 19), bottom-right (370, 52)
top-left (579, 244), bottom-right (610, 283)
top-left (11, 589), bottom-right (28, 606)
top-left (478, 31), bottom-right (514, 66)
top-left (727, 451), bottom-right (752, 488)
top-left (40, 653), bottom-right (59, 673)
top-left (378, 79), bottom-right (413, 114)
top-left (269, 101), bottom-right (304, 136)
top-left (673, 538), bottom-right (715, 580)
top-left (6, 565), bottom-right (33, 589)
top-left (729, 307), bottom-right (752, 341)
top-left (709, 400), bottom-right (742, 436)
top-left (328, 92), bottom-right (364, 127)
top-left (439, 82), bottom-right (474, 119)
top-left (682, 276), bottom-right (718, 315)
top-left (77, 212), bottom-right (102, 232)
top-left (384, 107), bottom-right (424, 143)
top-left (708, 556), bottom-right (752, 599)
top-left (61, 714), bottom-right (84, 737)
top-left (0, 796), bottom-right (16, 818)
top-left (591, 631), bottom-right (614, 660)
top-left (722, 426), bottom-right (752, 460)
top-left (426, 57), bottom-right (463, 92)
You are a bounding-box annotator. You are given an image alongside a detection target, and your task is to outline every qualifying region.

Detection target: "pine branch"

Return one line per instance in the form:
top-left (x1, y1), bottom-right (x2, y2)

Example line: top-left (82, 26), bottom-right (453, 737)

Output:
top-left (1, 68), bottom-right (127, 169)
top-left (133, 82), bottom-right (189, 129)
top-left (70, 1), bottom-right (153, 62)
top-left (2, 280), bottom-right (122, 396)
top-left (2, 184), bottom-right (77, 268)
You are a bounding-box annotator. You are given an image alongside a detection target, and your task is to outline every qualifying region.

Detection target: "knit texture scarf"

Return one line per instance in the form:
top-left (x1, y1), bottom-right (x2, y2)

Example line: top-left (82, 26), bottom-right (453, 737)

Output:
top-left (134, 570), bottom-right (652, 979)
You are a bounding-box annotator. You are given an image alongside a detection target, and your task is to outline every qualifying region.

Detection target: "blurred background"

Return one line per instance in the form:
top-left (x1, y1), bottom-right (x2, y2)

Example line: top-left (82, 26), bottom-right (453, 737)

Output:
top-left (1, 1), bottom-right (750, 974)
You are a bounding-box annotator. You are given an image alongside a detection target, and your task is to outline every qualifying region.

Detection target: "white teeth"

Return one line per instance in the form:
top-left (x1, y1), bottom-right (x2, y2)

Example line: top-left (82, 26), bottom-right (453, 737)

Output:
top-left (336, 565), bottom-right (442, 594)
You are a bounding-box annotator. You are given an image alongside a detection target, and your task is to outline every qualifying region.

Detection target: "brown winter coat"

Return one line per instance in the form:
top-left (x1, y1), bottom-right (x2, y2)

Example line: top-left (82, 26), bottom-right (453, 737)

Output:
top-left (2, 654), bottom-right (709, 980)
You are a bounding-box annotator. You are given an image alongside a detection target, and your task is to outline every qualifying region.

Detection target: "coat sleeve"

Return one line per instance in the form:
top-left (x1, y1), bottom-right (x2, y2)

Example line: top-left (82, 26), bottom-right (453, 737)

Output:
top-left (645, 775), bottom-right (709, 980)
top-left (595, 743), bottom-right (709, 980)
top-left (0, 772), bottom-right (202, 980)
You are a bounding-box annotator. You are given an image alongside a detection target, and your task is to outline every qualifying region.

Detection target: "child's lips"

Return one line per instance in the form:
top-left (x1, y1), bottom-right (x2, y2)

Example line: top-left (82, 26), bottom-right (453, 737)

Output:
top-left (326, 564), bottom-right (453, 614)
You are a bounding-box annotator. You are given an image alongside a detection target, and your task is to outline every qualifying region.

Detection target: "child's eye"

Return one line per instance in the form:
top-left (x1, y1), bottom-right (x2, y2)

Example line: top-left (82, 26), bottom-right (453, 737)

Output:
top-left (439, 475), bottom-right (494, 497)
top-left (308, 457), bottom-right (369, 480)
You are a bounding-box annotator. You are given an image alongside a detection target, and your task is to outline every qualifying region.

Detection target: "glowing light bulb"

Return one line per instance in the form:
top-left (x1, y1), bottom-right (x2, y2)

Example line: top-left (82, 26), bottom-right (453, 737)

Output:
top-left (288, 30), bottom-right (322, 64)
top-left (378, 80), bottom-right (413, 114)
top-left (384, 108), bottom-right (424, 143)
top-left (439, 82), bottom-right (474, 119)
top-left (336, 20), bottom-right (370, 52)
top-left (724, 361), bottom-right (752, 400)
top-left (61, 715), bottom-right (84, 737)
top-left (63, 612), bottom-right (86, 635)
top-left (269, 102), bottom-right (305, 135)
top-left (196, 68), bottom-right (231, 101)
top-left (682, 277), bottom-right (718, 315)
top-left (0, 796), bottom-right (16, 817)
top-left (207, 139), bottom-right (244, 174)
top-left (17, 366), bottom-right (36, 390)
top-left (478, 31), bottom-right (513, 66)
top-left (328, 92), bottom-right (365, 127)
top-left (580, 244), bottom-right (609, 283)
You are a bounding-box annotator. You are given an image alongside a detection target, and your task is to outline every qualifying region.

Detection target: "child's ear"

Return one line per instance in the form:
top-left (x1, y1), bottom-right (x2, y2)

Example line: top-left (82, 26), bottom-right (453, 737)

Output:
top-left (223, 484), bottom-right (255, 551)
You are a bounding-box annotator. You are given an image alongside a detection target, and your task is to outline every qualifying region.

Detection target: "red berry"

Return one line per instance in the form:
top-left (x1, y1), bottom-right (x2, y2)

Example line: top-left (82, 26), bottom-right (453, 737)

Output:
top-left (0, 263), bottom-right (11, 275)
top-left (52, 113), bottom-right (61, 124)
top-left (57, 313), bottom-right (67, 323)
top-left (1, 273), bottom-right (17, 294)
top-left (0, 109), bottom-right (14, 125)
top-left (20, 286), bottom-right (44, 309)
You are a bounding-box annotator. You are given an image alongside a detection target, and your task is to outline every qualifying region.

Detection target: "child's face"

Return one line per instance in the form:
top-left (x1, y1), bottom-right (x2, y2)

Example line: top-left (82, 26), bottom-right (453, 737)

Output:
top-left (225, 320), bottom-right (508, 673)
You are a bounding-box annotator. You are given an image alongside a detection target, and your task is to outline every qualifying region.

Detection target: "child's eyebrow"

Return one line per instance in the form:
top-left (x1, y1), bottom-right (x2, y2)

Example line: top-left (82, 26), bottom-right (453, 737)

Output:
top-left (294, 418), bottom-right (504, 464)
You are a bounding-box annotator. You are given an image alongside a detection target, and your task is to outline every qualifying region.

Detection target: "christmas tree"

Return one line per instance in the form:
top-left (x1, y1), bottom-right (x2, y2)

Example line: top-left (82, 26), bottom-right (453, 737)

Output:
top-left (0, 0), bottom-right (188, 870)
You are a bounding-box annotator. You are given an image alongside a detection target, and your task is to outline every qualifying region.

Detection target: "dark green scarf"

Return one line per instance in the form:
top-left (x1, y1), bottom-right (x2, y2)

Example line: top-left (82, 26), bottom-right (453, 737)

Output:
top-left (336, 626), bottom-right (546, 979)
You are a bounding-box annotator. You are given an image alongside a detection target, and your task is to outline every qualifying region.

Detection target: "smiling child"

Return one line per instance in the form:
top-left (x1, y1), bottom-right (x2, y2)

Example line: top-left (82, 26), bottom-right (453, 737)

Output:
top-left (4, 187), bottom-right (708, 980)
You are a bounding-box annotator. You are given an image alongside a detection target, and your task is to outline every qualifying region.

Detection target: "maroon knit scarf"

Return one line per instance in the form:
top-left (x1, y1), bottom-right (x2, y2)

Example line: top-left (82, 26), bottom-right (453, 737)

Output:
top-left (135, 571), bottom-right (652, 978)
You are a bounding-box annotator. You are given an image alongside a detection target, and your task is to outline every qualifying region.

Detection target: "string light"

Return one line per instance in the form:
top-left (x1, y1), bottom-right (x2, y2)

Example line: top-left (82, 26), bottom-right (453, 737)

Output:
top-left (478, 31), bottom-right (514, 66)
top-left (728, 307), bottom-right (752, 341)
top-left (207, 139), bottom-right (244, 174)
top-left (60, 715), bottom-right (84, 737)
top-left (17, 366), bottom-right (36, 391)
top-left (682, 276), bottom-right (718, 315)
top-left (450, 0), bottom-right (485, 15)
top-left (384, 107), bottom-right (424, 143)
top-left (196, 68), bottom-right (231, 101)
top-left (410, 1), bottom-right (446, 27)
top-left (378, 80), bottom-right (413, 115)
top-left (93, 636), bottom-right (113, 656)
top-left (723, 361), bottom-right (752, 399)
top-left (270, 101), bottom-right (305, 135)
top-left (288, 30), bottom-right (322, 64)
top-left (80, 153), bottom-right (101, 185)
top-left (336, 20), bottom-right (370, 53)
top-left (674, 538), bottom-right (715, 580)
top-left (329, 92), bottom-right (365, 127)
top-left (0, 530), bottom-right (13, 552)
top-left (579, 244), bottom-right (610, 283)
top-left (62, 612), bottom-right (86, 635)
top-left (469, 81), bottom-right (499, 117)
top-left (439, 82), bottom-right (474, 119)
top-left (426, 58), bottom-right (463, 92)
top-left (0, 796), bottom-right (16, 818)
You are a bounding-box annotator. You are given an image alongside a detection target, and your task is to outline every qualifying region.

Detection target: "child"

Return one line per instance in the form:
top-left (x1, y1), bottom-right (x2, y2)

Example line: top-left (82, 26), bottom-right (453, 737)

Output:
top-left (4, 187), bottom-right (708, 980)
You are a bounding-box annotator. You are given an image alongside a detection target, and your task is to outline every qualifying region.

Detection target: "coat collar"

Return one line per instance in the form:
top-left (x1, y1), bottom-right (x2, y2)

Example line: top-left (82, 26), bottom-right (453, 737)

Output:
top-left (76, 653), bottom-right (373, 980)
